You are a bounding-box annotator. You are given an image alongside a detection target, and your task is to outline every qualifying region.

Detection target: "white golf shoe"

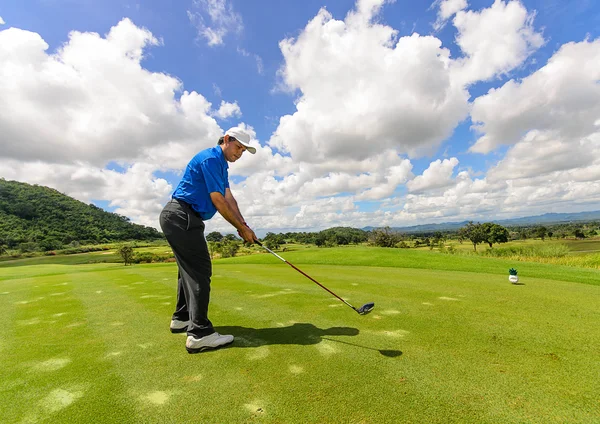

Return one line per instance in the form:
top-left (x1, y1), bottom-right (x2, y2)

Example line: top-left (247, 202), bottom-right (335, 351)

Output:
top-left (169, 319), bottom-right (189, 333)
top-left (186, 332), bottom-right (234, 354)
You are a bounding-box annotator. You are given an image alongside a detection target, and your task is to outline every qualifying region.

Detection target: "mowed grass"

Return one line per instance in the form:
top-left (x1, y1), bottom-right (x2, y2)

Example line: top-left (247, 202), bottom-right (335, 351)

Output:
top-left (1, 248), bottom-right (599, 423)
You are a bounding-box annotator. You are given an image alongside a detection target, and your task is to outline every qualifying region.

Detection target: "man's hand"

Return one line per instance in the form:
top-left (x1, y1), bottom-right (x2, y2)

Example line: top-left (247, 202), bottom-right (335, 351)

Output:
top-left (238, 225), bottom-right (257, 244)
top-left (210, 191), bottom-right (256, 243)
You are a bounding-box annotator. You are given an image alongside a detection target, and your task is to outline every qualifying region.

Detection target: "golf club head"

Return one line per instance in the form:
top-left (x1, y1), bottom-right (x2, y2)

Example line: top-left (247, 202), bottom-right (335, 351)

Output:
top-left (357, 302), bottom-right (375, 315)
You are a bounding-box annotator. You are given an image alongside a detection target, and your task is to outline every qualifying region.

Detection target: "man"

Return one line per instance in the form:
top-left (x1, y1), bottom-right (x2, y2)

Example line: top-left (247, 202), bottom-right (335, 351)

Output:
top-left (159, 127), bottom-right (258, 354)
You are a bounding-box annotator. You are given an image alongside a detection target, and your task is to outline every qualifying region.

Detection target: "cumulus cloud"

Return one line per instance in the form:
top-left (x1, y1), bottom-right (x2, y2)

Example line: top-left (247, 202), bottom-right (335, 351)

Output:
top-left (0, 19), bottom-right (229, 169)
top-left (212, 101), bottom-right (242, 119)
top-left (451, 0), bottom-right (544, 86)
top-left (0, 16), bottom-right (5, 25)
top-left (432, 0), bottom-right (468, 31)
top-left (397, 129), bottom-right (600, 222)
top-left (487, 130), bottom-right (599, 182)
top-left (270, 0), bottom-right (470, 163)
top-left (470, 38), bottom-right (600, 153)
top-left (187, 0), bottom-right (243, 46)
top-left (407, 157), bottom-right (459, 193)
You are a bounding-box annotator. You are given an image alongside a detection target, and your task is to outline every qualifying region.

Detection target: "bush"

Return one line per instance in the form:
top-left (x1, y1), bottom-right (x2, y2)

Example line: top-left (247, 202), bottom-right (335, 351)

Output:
top-left (131, 252), bottom-right (174, 264)
top-left (40, 238), bottom-right (64, 251)
top-left (18, 242), bottom-right (39, 253)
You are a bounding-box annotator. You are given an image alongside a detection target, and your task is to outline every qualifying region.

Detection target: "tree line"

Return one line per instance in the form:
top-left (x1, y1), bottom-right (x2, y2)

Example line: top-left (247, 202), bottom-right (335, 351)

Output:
top-left (203, 219), bottom-right (598, 255)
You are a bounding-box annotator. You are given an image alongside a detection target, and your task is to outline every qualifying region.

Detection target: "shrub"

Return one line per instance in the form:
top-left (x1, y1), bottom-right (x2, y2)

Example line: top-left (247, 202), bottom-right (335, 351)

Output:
top-left (131, 252), bottom-right (174, 263)
top-left (117, 244), bottom-right (134, 265)
top-left (18, 242), bottom-right (39, 253)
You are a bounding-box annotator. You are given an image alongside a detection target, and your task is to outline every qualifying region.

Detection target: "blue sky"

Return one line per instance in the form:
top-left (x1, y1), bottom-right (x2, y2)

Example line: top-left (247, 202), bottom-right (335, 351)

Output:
top-left (1, 0), bottom-right (599, 235)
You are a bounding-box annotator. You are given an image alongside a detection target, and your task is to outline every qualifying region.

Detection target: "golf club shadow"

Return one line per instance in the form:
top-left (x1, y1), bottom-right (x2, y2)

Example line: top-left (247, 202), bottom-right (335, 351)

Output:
top-left (214, 323), bottom-right (402, 358)
top-left (322, 337), bottom-right (403, 358)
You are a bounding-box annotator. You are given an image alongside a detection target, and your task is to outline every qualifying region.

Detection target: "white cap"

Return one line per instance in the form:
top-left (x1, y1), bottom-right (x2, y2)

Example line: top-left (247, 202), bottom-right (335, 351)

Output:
top-left (225, 127), bottom-right (256, 154)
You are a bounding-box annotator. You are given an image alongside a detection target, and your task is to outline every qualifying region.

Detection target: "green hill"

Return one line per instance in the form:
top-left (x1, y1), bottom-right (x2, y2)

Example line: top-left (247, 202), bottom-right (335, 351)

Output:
top-left (0, 179), bottom-right (162, 252)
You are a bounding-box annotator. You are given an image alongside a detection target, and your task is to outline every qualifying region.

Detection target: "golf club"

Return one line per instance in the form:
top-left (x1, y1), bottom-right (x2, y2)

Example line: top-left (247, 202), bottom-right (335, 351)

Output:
top-left (255, 240), bottom-right (375, 315)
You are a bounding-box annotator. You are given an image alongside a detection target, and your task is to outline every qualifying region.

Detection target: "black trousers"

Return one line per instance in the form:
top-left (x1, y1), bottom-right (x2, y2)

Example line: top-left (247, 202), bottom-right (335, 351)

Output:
top-left (159, 199), bottom-right (214, 338)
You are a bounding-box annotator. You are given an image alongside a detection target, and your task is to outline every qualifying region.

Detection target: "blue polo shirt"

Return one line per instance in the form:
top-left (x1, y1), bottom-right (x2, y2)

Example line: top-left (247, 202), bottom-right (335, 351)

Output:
top-left (172, 146), bottom-right (229, 220)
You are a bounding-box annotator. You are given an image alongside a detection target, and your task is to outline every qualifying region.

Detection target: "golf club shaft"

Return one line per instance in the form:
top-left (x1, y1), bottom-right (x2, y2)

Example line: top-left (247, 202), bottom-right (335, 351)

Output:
top-left (255, 241), bottom-right (357, 311)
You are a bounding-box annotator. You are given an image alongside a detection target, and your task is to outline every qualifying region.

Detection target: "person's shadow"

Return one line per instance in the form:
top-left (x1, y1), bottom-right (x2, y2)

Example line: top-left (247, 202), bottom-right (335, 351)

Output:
top-left (214, 323), bottom-right (402, 358)
top-left (215, 323), bottom-right (358, 347)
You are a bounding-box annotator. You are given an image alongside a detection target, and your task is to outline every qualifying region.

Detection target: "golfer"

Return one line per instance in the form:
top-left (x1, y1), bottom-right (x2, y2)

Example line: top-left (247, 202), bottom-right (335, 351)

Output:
top-left (159, 127), bottom-right (258, 353)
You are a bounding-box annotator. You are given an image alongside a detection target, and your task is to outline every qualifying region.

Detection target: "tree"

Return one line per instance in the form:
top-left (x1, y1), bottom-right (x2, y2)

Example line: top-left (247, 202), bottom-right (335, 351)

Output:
top-left (217, 240), bottom-right (240, 258)
top-left (206, 231), bottom-right (223, 242)
top-left (223, 233), bottom-right (239, 242)
top-left (574, 228), bottom-right (585, 239)
top-left (432, 231), bottom-right (446, 246)
top-left (370, 227), bottom-right (400, 248)
top-left (535, 226), bottom-right (548, 241)
top-left (481, 223), bottom-right (509, 248)
top-left (458, 222), bottom-right (486, 252)
top-left (264, 232), bottom-right (281, 250)
top-left (117, 244), bottom-right (134, 266)
top-left (264, 238), bottom-right (280, 250)
top-left (314, 232), bottom-right (327, 247)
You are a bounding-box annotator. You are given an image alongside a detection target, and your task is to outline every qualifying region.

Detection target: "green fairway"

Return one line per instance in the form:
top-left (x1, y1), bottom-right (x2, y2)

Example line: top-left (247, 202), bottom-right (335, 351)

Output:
top-left (1, 249), bottom-right (599, 423)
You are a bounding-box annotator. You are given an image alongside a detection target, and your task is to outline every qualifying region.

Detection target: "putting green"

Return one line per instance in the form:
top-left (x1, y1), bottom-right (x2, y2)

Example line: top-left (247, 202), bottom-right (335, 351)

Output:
top-left (1, 250), bottom-right (598, 423)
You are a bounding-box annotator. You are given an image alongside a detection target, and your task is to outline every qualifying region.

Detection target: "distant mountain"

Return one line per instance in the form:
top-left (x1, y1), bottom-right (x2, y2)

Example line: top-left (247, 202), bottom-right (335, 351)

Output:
top-left (0, 179), bottom-right (162, 251)
top-left (363, 210), bottom-right (600, 233)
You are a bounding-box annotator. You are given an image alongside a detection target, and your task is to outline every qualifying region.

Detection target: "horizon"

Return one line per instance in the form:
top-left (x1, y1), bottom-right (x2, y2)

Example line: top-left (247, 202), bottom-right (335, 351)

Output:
top-left (1, 0), bottom-right (599, 235)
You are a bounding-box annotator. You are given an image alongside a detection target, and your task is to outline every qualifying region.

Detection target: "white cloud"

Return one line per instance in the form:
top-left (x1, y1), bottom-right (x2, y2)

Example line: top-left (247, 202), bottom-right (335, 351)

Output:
top-left (0, 16), bottom-right (5, 25)
top-left (271, 1), bottom-right (470, 163)
top-left (398, 127), bottom-right (600, 222)
top-left (451, 0), bottom-right (544, 86)
top-left (470, 38), bottom-right (600, 153)
top-left (487, 130), bottom-right (599, 182)
top-left (212, 101), bottom-right (242, 119)
top-left (187, 0), bottom-right (243, 46)
top-left (407, 157), bottom-right (459, 193)
top-left (0, 19), bottom-right (227, 169)
top-left (432, 0), bottom-right (468, 31)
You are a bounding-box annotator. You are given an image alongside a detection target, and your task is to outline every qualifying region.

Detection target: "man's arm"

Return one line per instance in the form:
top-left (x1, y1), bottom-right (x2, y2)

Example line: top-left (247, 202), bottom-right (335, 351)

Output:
top-left (224, 188), bottom-right (245, 225)
top-left (210, 191), bottom-right (256, 243)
